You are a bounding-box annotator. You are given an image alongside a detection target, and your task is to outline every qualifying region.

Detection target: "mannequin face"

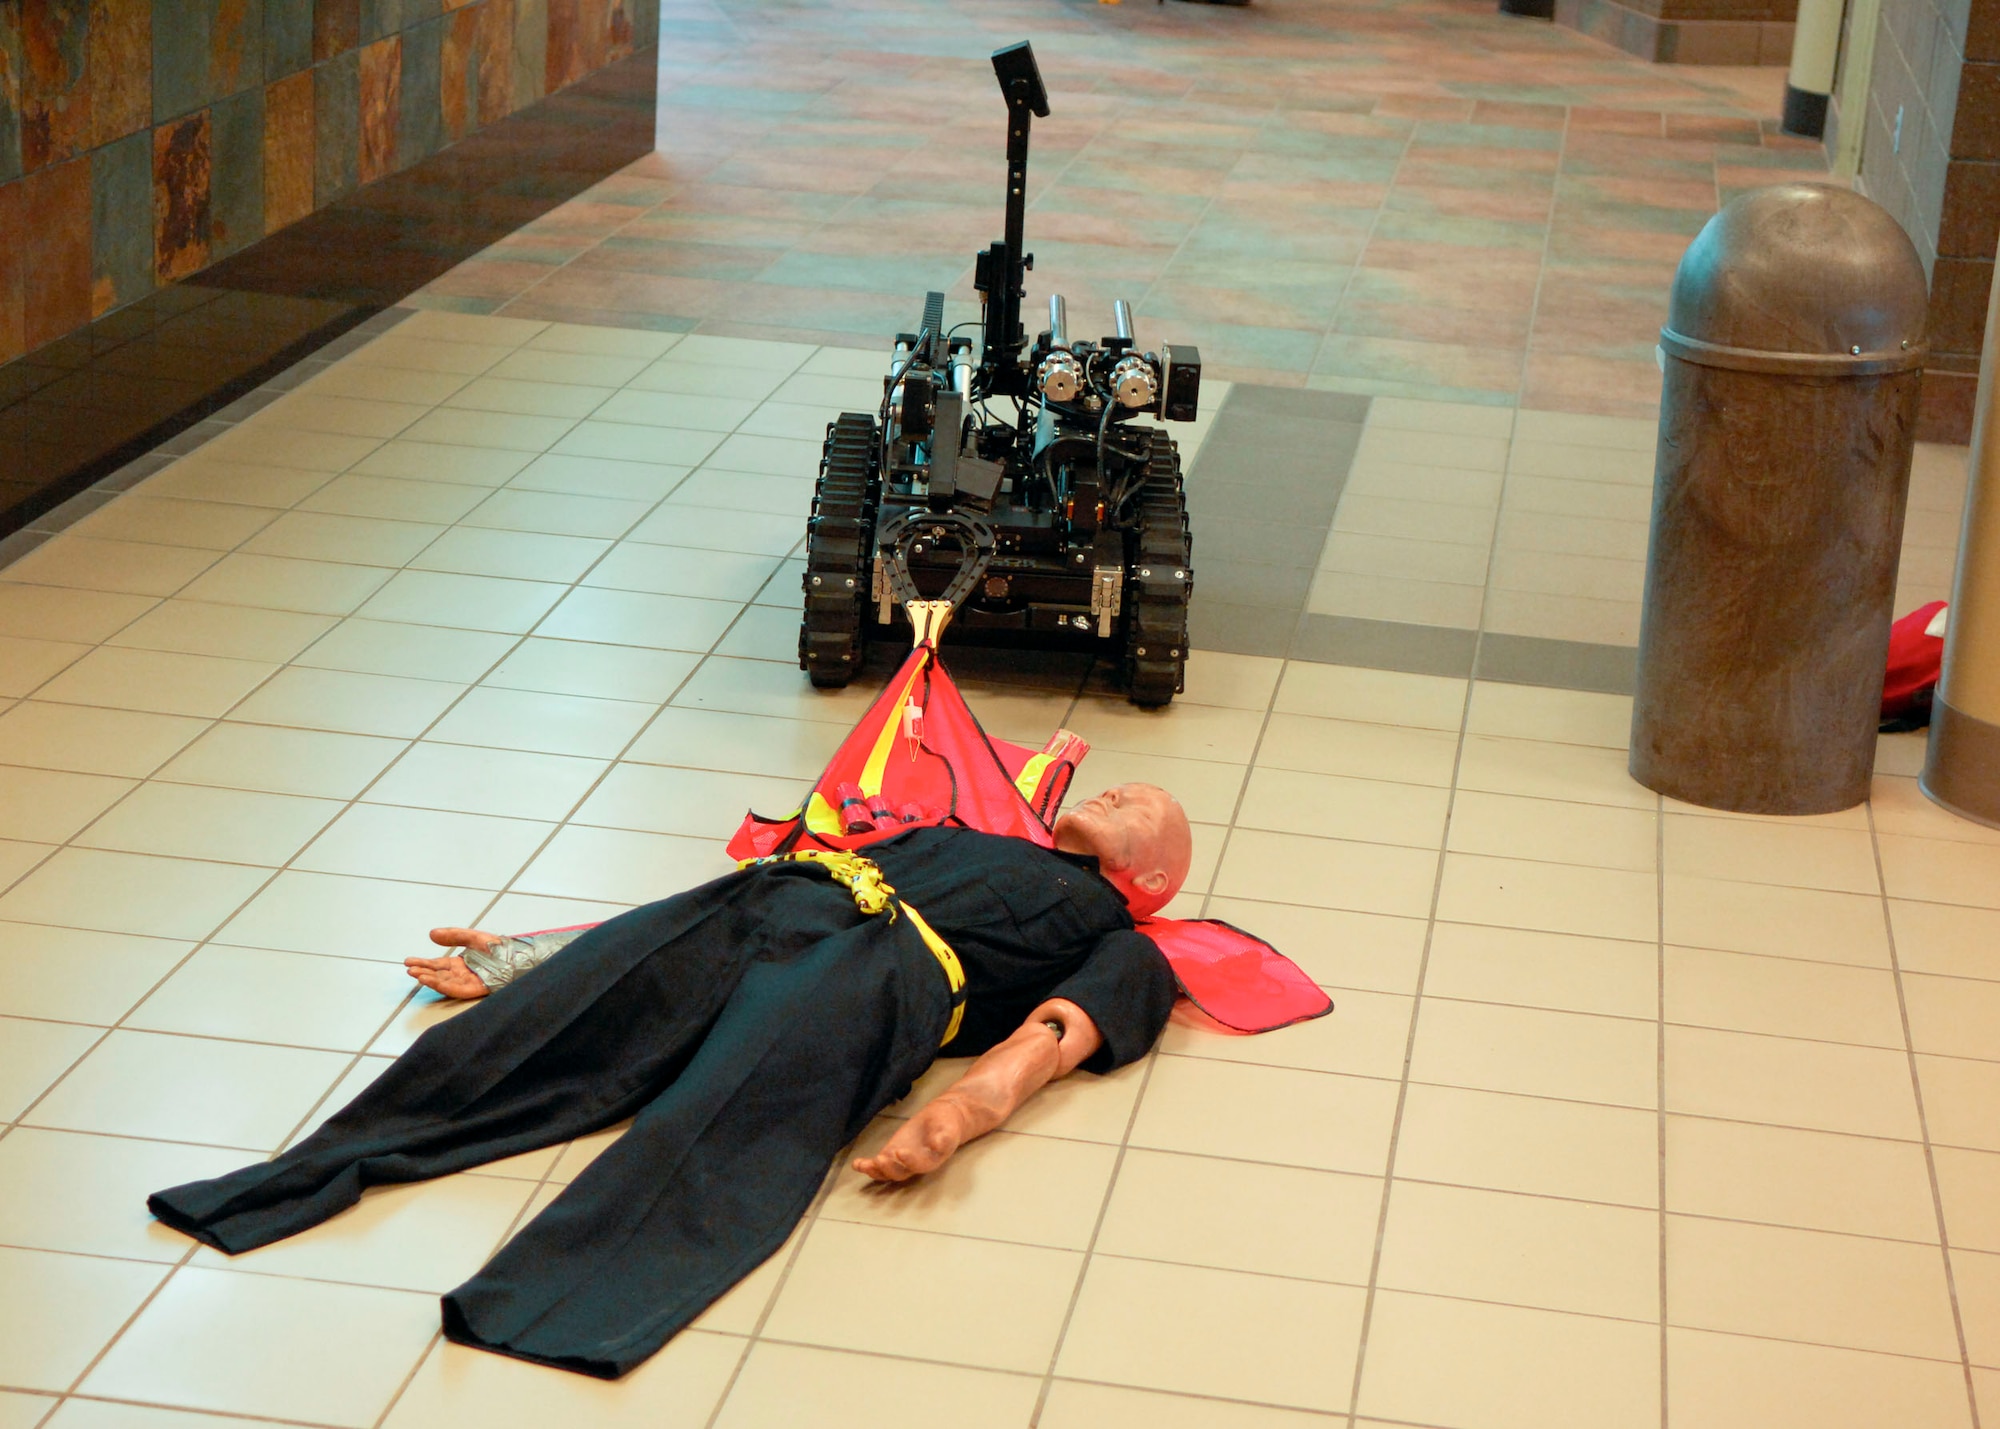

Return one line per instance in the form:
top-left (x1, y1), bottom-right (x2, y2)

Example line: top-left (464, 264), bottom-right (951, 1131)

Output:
top-left (1052, 783), bottom-right (1192, 918)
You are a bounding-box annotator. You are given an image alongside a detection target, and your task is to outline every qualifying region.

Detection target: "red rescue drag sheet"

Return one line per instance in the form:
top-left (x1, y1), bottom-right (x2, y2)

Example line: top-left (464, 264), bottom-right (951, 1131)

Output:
top-left (726, 643), bottom-right (1331, 1035)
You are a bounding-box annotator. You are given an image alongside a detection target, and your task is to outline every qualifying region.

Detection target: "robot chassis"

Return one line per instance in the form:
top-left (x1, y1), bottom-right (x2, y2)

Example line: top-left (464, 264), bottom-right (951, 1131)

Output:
top-left (797, 41), bottom-right (1202, 708)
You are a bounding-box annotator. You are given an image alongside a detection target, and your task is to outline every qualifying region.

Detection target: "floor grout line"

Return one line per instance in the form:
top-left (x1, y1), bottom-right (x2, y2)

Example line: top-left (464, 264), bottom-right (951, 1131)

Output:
top-left (1024, 1035), bottom-right (1162, 1428)
top-left (1871, 797), bottom-right (1986, 1429)
top-left (1655, 786), bottom-right (1669, 1429)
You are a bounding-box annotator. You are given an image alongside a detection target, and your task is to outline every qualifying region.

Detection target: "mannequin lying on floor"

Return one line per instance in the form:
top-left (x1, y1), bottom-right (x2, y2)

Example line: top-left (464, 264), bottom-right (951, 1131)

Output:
top-left (403, 781), bottom-right (1196, 1183)
top-left (151, 784), bottom-right (1193, 1377)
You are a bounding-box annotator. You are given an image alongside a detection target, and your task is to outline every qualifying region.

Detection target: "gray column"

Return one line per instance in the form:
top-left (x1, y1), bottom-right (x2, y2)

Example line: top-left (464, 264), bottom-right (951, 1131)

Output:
top-left (1924, 277), bottom-right (2000, 828)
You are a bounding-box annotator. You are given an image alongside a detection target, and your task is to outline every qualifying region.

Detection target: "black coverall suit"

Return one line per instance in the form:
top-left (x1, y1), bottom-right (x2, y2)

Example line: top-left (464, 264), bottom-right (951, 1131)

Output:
top-left (148, 827), bottom-right (1179, 1378)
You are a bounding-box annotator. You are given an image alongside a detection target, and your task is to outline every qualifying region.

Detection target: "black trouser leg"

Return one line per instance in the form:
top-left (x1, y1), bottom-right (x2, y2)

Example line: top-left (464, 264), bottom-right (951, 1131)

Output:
top-left (148, 878), bottom-right (813, 1253)
top-left (440, 916), bottom-right (948, 1378)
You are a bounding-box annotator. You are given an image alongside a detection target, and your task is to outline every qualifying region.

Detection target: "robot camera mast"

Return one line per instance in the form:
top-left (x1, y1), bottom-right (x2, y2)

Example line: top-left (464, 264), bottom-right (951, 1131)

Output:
top-left (974, 42), bottom-right (1049, 398)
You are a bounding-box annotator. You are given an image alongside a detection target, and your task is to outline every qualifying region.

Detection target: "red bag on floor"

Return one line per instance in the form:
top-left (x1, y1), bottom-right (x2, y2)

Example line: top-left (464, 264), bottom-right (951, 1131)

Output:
top-left (1882, 601), bottom-right (1948, 730)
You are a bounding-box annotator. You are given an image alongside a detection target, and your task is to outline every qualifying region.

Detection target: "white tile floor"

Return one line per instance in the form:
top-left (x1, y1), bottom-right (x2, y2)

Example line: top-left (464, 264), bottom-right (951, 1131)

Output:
top-left (1308, 397), bottom-right (1969, 647)
top-left (3, 309), bottom-right (2000, 1429)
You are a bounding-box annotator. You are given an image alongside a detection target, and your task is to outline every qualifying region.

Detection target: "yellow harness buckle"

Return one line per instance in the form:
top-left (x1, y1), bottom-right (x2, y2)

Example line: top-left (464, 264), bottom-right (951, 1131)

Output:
top-left (739, 849), bottom-right (966, 1045)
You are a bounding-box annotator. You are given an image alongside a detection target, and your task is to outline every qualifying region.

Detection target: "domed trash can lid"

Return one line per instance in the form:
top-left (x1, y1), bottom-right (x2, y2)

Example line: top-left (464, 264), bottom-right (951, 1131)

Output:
top-left (1661, 183), bottom-right (1929, 376)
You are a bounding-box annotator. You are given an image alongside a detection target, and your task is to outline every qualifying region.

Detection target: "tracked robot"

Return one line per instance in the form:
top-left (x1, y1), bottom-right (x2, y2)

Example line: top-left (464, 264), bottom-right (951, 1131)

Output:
top-left (798, 41), bottom-right (1201, 708)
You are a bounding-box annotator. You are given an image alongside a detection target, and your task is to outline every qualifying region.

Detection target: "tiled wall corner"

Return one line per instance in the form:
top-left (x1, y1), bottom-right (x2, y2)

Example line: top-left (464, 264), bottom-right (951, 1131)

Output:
top-left (87, 0), bottom-right (153, 148)
top-left (356, 31), bottom-right (400, 182)
top-left (0, 24), bottom-right (23, 189)
top-left (511, 0), bottom-right (548, 113)
top-left (313, 0), bottom-right (360, 60)
top-left (0, 183), bottom-right (22, 361)
top-left (89, 125), bottom-right (153, 312)
top-left (209, 81), bottom-right (267, 257)
top-left (18, 0), bottom-right (95, 172)
top-left (313, 45), bottom-right (359, 204)
top-left (439, 4), bottom-right (477, 140)
top-left (474, 0), bottom-right (512, 124)
top-left (1858, 0), bottom-right (1996, 441)
top-left (266, 0), bottom-right (313, 76)
top-left (1556, 0), bottom-right (1796, 63)
top-left (20, 153), bottom-right (93, 348)
top-left (0, 0), bottom-right (646, 364)
top-left (396, 13), bottom-right (444, 168)
top-left (151, 107), bottom-right (213, 281)
top-left (262, 65), bottom-right (314, 227)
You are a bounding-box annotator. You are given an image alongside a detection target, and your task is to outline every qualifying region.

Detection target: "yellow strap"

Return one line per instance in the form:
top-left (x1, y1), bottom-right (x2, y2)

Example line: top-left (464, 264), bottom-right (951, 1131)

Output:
top-left (901, 902), bottom-right (966, 1044)
top-left (737, 848), bottom-right (966, 1045)
top-left (741, 848), bottom-right (895, 915)
top-left (858, 653), bottom-right (928, 797)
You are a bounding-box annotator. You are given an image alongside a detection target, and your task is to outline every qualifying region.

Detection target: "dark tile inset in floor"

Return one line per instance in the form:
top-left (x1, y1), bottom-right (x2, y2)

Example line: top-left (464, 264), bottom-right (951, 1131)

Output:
top-left (1181, 383), bottom-right (1366, 660)
top-left (1291, 613), bottom-right (1481, 680)
top-left (1180, 393), bottom-right (1644, 696)
top-left (0, 45), bottom-right (659, 539)
top-left (1477, 630), bottom-right (1638, 695)
top-left (1279, 610), bottom-right (1640, 696)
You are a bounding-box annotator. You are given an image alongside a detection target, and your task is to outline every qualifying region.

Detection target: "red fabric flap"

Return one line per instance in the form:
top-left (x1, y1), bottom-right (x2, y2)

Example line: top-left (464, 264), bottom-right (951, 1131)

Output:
top-left (1136, 916), bottom-right (1334, 1033)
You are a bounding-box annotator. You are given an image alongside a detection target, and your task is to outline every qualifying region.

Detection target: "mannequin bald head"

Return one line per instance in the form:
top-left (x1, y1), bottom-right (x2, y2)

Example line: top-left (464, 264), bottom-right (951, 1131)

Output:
top-left (1051, 783), bottom-right (1193, 919)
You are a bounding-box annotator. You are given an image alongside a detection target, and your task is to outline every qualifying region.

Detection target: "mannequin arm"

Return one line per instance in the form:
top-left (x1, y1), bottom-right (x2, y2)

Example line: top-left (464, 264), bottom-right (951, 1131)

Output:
top-left (852, 997), bottom-right (1101, 1182)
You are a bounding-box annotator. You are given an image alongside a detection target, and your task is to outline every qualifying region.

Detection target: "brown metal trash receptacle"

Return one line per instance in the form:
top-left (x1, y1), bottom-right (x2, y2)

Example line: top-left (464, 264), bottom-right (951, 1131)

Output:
top-left (1629, 183), bottom-right (1929, 815)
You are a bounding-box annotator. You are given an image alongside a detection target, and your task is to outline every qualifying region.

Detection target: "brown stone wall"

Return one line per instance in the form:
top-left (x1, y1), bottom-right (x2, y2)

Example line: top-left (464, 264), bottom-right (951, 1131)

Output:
top-left (0, 0), bottom-right (655, 363)
top-left (1555, 0), bottom-right (1798, 64)
top-left (1845, 0), bottom-right (1999, 441)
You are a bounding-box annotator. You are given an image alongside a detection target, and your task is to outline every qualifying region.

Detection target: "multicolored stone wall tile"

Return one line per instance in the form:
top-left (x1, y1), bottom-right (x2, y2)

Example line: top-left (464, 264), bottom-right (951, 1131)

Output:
top-left (397, 13), bottom-right (441, 167)
top-left (361, 0), bottom-right (436, 45)
top-left (263, 65), bottom-right (313, 226)
top-left (626, 0), bottom-right (653, 61)
top-left (22, 155), bottom-right (93, 346)
top-left (151, 0), bottom-right (210, 122)
top-left (208, 0), bottom-right (262, 106)
top-left (0, 182), bottom-right (24, 361)
top-left (265, 0), bottom-right (312, 77)
top-left (3, 0), bottom-right (649, 359)
top-left (544, 0), bottom-right (595, 91)
top-left (475, 0), bottom-right (514, 124)
top-left (152, 106), bottom-right (211, 279)
top-left (313, 46), bottom-right (358, 201)
top-left (208, 81), bottom-right (263, 254)
top-left (357, 32), bottom-right (399, 181)
top-left (87, 0), bottom-right (151, 146)
top-left (1939, 159), bottom-right (2000, 258)
top-left (439, 3), bottom-right (477, 139)
top-left (0, 23), bottom-right (23, 185)
top-left (609, 0), bottom-right (638, 61)
top-left (313, 0), bottom-right (359, 61)
top-left (511, 0), bottom-right (545, 112)
top-left (89, 125), bottom-right (153, 310)
top-left (149, 0), bottom-right (261, 125)
top-left (19, 0), bottom-right (94, 172)
top-left (0, 24), bottom-right (22, 185)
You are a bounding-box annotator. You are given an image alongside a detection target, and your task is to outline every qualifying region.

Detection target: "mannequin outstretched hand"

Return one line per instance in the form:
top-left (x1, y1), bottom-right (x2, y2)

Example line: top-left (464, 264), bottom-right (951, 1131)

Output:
top-left (405, 927), bottom-right (502, 1000)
